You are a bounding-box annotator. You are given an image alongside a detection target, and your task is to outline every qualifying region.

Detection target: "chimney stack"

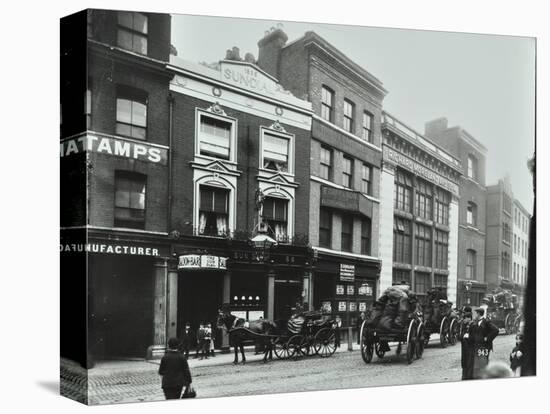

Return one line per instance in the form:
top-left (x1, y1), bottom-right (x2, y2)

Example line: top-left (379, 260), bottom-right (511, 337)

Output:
top-left (257, 27), bottom-right (288, 78)
top-left (424, 117), bottom-right (449, 138)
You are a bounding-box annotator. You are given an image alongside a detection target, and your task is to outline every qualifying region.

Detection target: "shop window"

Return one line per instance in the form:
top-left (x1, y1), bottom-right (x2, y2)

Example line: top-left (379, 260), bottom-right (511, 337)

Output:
top-left (361, 218), bottom-right (371, 255)
top-left (342, 155), bottom-right (353, 188)
top-left (116, 85), bottom-right (147, 140)
top-left (341, 215), bottom-right (353, 252)
top-left (321, 85), bottom-right (334, 122)
top-left (467, 154), bottom-right (478, 181)
top-left (415, 178), bottom-right (433, 220)
top-left (392, 269), bottom-right (411, 285)
top-left (466, 249), bottom-right (476, 279)
top-left (198, 114), bottom-right (233, 160)
top-left (467, 201), bottom-right (477, 226)
top-left (415, 223), bottom-right (432, 267)
top-left (394, 169), bottom-right (412, 212)
top-left (114, 171), bottom-right (146, 229)
top-left (435, 188), bottom-right (450, 225)
top-left (362, 111), bottom-right (373, 142)
top-left (414, 272), bottom-right (431, 299)
top-left (319, 145), bottom-right (333, 181)
top-left (434, 230), bottom-right (448, 270)
top-left (319, 208), bottom-right (332, 248)
top-left (117, 11), bottom-right (148, 55)
top-left (361, 163), bottom-right (372, 195)
top-left (262, 131), bottom-right (290, 173)
top-left (393, 217), bottom-right (412, 264)
top-left (263, 197), bottom-right (289, 242)
top-left (199, 186), bottom-right (229, 236)
top-left (343, 99), bottom-right (355, 133)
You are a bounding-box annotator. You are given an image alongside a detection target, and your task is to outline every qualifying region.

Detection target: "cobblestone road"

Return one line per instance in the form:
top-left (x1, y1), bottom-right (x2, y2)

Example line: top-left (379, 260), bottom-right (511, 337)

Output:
top-left (61, 333), bottom-right (517, 405)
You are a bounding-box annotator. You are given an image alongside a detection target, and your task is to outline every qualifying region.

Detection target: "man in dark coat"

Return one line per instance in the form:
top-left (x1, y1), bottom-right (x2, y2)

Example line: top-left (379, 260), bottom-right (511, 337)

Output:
top-left (460, 306), bottom-right (474, 380)
top-left (179, 322), bottom-right (194, 360)
top-left (470, 307), bottom-right (499, 379)
top-left (196, 323), bottom-right (206, 360)
top-left (158, 337), bottom-right (192, 399)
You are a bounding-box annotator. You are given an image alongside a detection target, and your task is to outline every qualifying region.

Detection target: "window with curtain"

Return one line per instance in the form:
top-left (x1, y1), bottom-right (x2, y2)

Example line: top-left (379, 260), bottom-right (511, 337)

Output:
top-left (319, 145), bottom-right (332, 181)
top-left (394, 169), bottom-right (413, 212)
top-left (263, 197), bottom-right (289, 242)
top-left (341, 215), bottom-right (353, 252)
top-left (199, 115), bottom-right (232, 160)
top-left (116, 85), bottom-right (147, 140)
top-left (319, 208), bottom-right (332, 248)
top-left (263, 132), bottom-right (290, 172)
top-left (199, 186), bottom-right (229, 236)
top-left (393, 217), bottom-right (412, 264)
top-left (117, 11), bottom-right (148, 55)
top-left (415, 178), bottom-right (433, 220)
top-left (321, 86), bottom-right (334, 122)
top-left (342, 155), bottom-right (353, 188)
top-left (415, 223), bottom-right (432, 267)
top-left (343, 99), bottom-right (355, 133)
top-left (114, 171), bottom-right (146, 229)
top-left (362, 111), bottom-right (373, 142)
top-left (361, 218), bottom-right (371, 255)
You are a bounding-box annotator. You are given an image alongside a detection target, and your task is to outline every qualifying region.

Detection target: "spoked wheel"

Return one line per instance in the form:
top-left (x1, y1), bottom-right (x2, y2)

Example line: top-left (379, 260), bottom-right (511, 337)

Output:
top-left (504, 313), bottom-right (516, 335)
top-left (290, 335), bottom-right (310, 357)
top-left (439, 317), bottom-right (449, 348)
top-left (416, 323), bottom-right (425, 359)
top-left (274, 337), bottom-right (296, 359)
top-left (448, 318), bottom-right (459, 345)
top-left (406, 320), bottom-right (417, 364)
top-left (360, 321), bottom-right (374, 364)
top-left (375, 342), bottom-right (386, 359)
top-left (314, 328), bottom-right (337, 358)
top-left (514, 315), bottom-right (523, 334)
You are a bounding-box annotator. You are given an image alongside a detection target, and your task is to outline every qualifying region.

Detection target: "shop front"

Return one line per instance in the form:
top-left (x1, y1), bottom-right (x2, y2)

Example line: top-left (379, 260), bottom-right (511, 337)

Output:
top-left (457, 279), bottom-right (488, 308)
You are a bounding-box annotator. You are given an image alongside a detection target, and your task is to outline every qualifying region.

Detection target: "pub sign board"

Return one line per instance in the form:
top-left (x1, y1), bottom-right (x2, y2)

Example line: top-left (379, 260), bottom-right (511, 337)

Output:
top-left (339, 263), bottom-right (355, 282)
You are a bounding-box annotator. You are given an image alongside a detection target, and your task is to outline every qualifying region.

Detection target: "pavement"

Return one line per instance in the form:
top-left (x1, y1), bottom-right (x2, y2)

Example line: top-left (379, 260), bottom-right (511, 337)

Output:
top-left (60, 332), bottom-right (518, 405)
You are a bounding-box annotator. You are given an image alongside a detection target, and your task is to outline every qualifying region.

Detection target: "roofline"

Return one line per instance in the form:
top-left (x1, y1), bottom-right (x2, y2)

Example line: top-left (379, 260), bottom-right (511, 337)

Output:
top-left (513, 199), bottom-right (531, 216)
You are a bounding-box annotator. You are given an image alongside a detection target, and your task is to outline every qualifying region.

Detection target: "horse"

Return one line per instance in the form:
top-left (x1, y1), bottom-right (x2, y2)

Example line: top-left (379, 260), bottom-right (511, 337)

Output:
top-left (216, 311), bottom-right (276, 364)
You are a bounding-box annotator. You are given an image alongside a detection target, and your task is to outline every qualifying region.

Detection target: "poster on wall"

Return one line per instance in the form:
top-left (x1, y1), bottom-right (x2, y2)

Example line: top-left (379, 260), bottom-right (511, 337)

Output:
top-left (321, 301), bottom-right (332, 313)
top-left (359, 302), bottom-right (367, 312)
top-left (336, 284), bottom-right (345, 295)
top-left (338, 301), bottom-right (347, 312)
top-left (347, 285), bottom-right (355, 295)
top-left (339, 263), bottom-right (355, 281)
top-left (248, 310), bottom-right (265, 320)
top-left (349, 302), bottom-right (357, 311)
top-left (359, 283), bottom-right (373, 296)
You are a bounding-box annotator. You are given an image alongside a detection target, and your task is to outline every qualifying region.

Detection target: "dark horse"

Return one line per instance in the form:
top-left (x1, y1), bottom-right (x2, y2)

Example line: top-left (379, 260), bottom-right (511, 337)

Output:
top-left (217, 311), bottom-right (275, 364)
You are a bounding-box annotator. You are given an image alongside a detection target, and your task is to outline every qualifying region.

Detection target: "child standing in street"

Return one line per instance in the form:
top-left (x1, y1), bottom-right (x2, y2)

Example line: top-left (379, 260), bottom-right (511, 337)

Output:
top-left (510, 333), bottom-right (525, 376)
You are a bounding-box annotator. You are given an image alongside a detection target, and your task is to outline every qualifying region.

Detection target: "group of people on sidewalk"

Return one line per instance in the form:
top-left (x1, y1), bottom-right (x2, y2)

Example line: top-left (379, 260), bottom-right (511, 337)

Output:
top-left (179, 322), bottom-right (216, 360)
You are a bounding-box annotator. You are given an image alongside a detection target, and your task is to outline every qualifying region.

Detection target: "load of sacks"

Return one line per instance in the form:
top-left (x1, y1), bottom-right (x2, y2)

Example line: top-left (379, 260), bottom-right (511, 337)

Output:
top-left (422, 289), bottom-right (456, 327)
top-left (366, 284), bottom-right (419, 331)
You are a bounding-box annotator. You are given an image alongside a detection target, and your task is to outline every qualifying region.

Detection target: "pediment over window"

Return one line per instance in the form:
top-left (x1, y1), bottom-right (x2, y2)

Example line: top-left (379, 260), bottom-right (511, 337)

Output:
top-left (190, 159), bottom-right (242, 177)
top-left (258, 172), bottom-right (299, 188)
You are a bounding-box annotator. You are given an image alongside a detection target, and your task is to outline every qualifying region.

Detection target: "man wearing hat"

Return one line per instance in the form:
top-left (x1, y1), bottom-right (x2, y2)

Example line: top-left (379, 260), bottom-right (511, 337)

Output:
top-left (460, 306), bottom-right (475, 379)
top-left (470, 307), bottom-right (499, 379)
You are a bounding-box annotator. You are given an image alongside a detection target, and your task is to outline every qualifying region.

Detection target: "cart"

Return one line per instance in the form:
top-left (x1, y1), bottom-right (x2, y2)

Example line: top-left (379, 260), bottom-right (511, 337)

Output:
top-left (422, 300), bottom-right (459, 348)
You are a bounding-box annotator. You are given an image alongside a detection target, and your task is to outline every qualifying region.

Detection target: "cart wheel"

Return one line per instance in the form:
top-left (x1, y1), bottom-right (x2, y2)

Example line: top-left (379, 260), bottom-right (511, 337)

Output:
top-left (289, 335), bottom-right (307, 357)
top-left (504, 313), bottom-right (515, 335)
top-left (439, 317), bottom-right (449, 348)
top-left (274, 337), bottom-right (296, 359)
top-left (449, 319), bottom-right (458, 346)
top-left (416, 323), bottom-right (425, 359)
top-left (406, 320), bottom-right (416, 364)
top-left (314, 328), bottom-right (337, 358)
top-left (375, 342), bottom-right (386, 359)
top-left (360, 321), bottom-right (374, 364)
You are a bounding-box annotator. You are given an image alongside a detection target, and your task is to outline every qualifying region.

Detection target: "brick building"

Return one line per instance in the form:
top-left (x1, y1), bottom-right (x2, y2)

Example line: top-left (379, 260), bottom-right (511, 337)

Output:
top-left (512, 198), bottom-right (530, 305)
top-left (424, 118), bottom-right (488, 307)
top-left (256, 29), bottom-right (386, 327)
top-left (380, 113), bottom-right (462, 305)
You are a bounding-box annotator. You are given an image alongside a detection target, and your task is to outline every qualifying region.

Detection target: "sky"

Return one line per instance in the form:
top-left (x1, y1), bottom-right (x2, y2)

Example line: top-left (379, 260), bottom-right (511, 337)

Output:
top-left (171, 14), bottom-right (535, 212)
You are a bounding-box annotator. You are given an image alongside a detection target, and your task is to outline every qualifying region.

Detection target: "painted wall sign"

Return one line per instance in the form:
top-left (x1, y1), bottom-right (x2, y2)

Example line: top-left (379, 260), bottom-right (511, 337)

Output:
top-left (383, 146), bottom-right (459, 195)
top-left (178, 254), bottom-right (228, 270)
top-left (339, 264), bottom-right (355, 282)
top-left (220, 61), bottom-right (290, 99)
top-left (59, 243), bottom-right (161, 256)
top-left (60, 133), bottom-right (168, 165)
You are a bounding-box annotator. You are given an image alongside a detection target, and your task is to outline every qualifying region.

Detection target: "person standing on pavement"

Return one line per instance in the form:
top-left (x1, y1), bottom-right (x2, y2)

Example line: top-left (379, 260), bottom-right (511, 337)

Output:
top-left (202, 323), bottom-right (211, 359)
top-left (460, 306), bottom-right (474, 380)
top-left (470, 307), bottom-right (499, 379)
top-left (510, 333), bottom-right (525, 376)
top-left (158, 337), bottom-right (192, 400)
top-left (180, 322), bottom-right (194, 360)
top-left (196, 323), bottom-right (205, 359)
top-left (333, 315), bottom-right (342, 348)
top-left (207, 322), bottom-right (216, 357)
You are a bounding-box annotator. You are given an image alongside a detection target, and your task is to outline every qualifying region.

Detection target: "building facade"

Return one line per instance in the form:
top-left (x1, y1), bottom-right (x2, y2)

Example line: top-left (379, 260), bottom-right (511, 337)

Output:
top-left (380, 113), bottom-right (462, 305)
top-left (512, 199), bottom-right (530, 305)
top-left (256, 29), bottom-right (387, 328)
top-left (485, 177), bottom-right (514, 292)
top-left (424, 118), bottom-right (488, 307)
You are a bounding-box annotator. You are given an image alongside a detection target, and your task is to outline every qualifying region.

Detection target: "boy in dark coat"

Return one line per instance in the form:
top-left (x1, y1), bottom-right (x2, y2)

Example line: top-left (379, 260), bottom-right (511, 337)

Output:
top-left (470, 307), bottom-right (499, 379)
top-left (460, 307), bottom-right (474, 380)
top-left (179, 322), bottom-right (194, 360)
top-left (158, 337), bottom-right (192, 399)
top-left (510, 333), bottom-right (525, 376)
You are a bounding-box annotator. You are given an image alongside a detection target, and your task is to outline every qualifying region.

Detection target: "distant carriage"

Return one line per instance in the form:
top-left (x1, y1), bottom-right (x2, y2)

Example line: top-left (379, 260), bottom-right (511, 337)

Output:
top-left (421, 289), bottom-right (460, 348)
top-left (359, 285), bottom-right (425, 365)
top-left (482, 290), bottom-right (521, 334)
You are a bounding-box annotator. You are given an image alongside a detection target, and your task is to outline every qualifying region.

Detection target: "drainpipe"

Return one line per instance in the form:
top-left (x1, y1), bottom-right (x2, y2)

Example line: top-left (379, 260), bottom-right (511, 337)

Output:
top-left (167, 93), bottom-right (174, 232)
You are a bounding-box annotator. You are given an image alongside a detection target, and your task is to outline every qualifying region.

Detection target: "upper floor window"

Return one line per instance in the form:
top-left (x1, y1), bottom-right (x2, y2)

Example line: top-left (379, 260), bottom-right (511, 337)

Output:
top-left (415, 178), bottom-right (433, 220)
top-left (503, 193), bottom-right (512, 214)
top-left (319, 208), bottom-right (332, 248)
top-left (198, 112), bottom-right (234, 161)
top-left (342, 155), bottom-right (353, 188)
top-left (361, 164), bottom-right (372, 195)
top-left (114, 171), bottom-right (146, 229)
top-left (395, 170), bottom-right (413, 213)
top-left (321, 86), bottom-right (334, 122)
top-left (434, 230), bottom-right (449, 270)
top-left (361, 218), bottom-right (371, 255)
top-left (466, 249), bottom-right (477, 279)
top-left (116, 86), bottom-right (147, 140)
top-left (414, 272), bottom-right (431, 299)
top-left (362, 111), bottom-right (373, 142)
top-left (392, 269), bottom-right (411, 286)
top-left (199, 186), bottom-right (229, 236)
top-left (467, 154), bottom-right (478, 181)
top-left (415, 223), bottom-right (432, 267)
top-left (393, 217), bottom-right (412, 264)
top-left (263, 197), bottom-right (289, 242)
top-left (262, 131), bottom-right (290, 173)
top-left (117, 12), bottom-right (148, 55)
top-left (466, 201), bottom-right (477, 226)
top-left (343, 99), bottom-right (355, 133)
top-left (434, 274), bottom-right (448, 296)
top-left (501, 252), bottom-right (510, 279)
top-left (502, 222), bottom-right (511, 243)
top-left (319, 145), bottom-right (333, 181)
top-left (435, 189), bottom-right (450, 225)
top-left (341, 215), bottom-right (353, 252)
